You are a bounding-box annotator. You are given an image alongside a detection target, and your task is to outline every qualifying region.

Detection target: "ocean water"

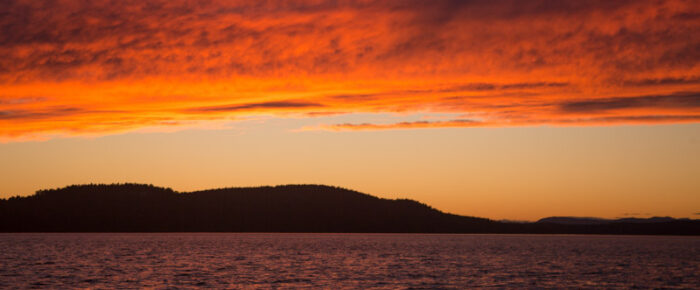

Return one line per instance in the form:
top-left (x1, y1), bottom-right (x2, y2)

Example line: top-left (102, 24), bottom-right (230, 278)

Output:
top-left (0, 234), bottom-right (698, 289)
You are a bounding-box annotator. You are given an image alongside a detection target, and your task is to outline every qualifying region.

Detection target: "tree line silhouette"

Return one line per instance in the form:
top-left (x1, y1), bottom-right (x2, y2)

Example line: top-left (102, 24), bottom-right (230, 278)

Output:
top-left (0, 183), bottom-right (697, 235)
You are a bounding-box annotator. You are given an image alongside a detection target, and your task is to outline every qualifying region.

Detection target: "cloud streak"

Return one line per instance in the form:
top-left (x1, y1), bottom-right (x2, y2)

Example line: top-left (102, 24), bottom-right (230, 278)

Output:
top-left (318, 119), bottom-right (484, 131)
top-left (560, 92), bottom-right (700, 113)
top-left (311, 114), bottom-right (700, 131)
top-left (0, 107), bottom-right (82, 120)
top-left (0, 0), bottom-right (699, 138)
top-left (189, 101), bottom-right (323, 113)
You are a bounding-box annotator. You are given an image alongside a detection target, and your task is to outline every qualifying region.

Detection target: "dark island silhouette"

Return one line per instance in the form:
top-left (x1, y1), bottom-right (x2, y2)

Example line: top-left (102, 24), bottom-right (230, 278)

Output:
top-left (1, 183), bottom-right (698, 235)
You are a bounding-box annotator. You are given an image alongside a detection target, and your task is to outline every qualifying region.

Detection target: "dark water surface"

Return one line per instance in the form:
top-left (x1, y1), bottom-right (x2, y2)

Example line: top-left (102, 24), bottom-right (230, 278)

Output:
top-left (0, 233), bottom-right (698, 288)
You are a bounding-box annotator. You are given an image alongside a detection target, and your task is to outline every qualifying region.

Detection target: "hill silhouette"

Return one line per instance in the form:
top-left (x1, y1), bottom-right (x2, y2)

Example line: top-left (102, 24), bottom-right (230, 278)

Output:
top-left (0, 183), bottom-right (698, 235)
top-left (536, 216), bottom-right (686, 225)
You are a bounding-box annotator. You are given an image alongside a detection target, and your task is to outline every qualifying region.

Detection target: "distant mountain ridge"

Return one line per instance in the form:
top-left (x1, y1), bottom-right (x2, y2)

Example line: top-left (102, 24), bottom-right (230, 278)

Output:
top-left (537, 216), bottom-right (686, 225)
top-left (0, 183), bottom-right (698, 235)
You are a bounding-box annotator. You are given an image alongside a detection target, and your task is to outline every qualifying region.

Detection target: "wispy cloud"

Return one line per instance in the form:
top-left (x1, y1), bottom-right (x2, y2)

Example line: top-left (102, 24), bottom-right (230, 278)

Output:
top-left (559, 92), bottom-right (700, 113)
top-left (0, 107), bottom-right (82, 120)
top-left (623, 77), bottom-right (700, 87)
top-left (318, 119), bottom-right (484, 131)
top-left (0, 0), bottom-right (698, 139)
top-left (309, 114), bottom-right (700, 131)
top-left (188, 101), bottom-right (323, 113)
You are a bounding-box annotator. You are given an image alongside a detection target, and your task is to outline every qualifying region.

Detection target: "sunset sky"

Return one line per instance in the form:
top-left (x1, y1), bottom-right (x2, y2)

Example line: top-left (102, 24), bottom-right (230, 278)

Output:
top-left (1, 0), bottom-right (698, 221)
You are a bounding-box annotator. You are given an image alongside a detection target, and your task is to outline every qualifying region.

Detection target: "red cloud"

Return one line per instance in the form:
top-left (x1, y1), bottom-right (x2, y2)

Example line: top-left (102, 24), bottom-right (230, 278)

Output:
top-left (0, 0), bottom-right (698, 138)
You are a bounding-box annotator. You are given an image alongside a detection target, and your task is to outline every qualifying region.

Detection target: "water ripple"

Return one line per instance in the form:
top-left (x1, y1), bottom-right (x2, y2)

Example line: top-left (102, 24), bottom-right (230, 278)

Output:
top-left (0, 233), bottom-right (698, 288)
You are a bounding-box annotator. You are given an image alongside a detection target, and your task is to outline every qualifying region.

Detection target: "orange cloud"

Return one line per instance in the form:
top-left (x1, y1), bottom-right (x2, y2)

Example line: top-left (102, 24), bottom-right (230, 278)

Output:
top-left (314, 119), bottom-right (486, 131)
top-left (1, 0), bottom-right (699, 139)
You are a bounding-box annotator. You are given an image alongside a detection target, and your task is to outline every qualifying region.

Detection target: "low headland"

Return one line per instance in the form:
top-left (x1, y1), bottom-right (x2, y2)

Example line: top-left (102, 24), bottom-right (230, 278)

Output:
top-left (1, 183), bottom-right (697, 235)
